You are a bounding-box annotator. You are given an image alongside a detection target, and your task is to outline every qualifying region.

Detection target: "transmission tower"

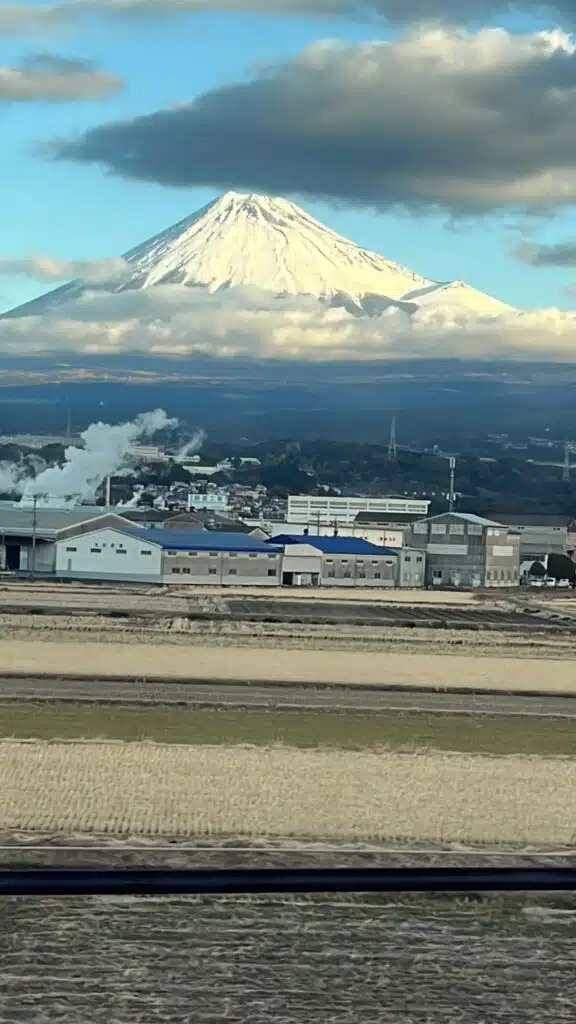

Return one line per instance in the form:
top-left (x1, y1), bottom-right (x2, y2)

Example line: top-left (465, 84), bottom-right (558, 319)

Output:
top-left (562, 440), bottom-right (572, 482)
top-left (387, 416), bottom-right (397, 460)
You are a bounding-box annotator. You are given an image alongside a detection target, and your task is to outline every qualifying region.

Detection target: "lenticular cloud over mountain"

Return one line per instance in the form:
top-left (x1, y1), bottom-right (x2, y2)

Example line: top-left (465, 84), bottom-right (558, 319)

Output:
top-left (1, 191), bottom-right (576, 361)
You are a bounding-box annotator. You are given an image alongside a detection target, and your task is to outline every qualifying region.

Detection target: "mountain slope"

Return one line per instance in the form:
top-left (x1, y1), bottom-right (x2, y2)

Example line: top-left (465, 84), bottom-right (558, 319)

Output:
top-left (402, 280), bottom-right (513, 317)
top-left (1, 192), bottom-right (434, 318)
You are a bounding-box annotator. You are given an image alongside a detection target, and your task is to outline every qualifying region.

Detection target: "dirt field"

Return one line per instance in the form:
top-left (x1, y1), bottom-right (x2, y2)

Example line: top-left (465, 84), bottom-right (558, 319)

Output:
top-left (1, 739), bottom-right (574, 844)
top-left (6, 890), bottom-right (576, 1024)
top-left (0, 581), bottom-right (481, 605)
top-left (2, 638), bottom-right (576, 692)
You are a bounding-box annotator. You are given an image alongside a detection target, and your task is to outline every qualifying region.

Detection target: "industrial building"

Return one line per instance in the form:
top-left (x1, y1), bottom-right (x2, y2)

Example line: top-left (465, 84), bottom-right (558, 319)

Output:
top-left (490, 514), bottom-right (576, 562)
top-left (403, 512), bottom-right (521, 588)
top-left (0, 501), bottom-right (121, 574)
top-left (271, 535), bottom-right (425, 588)
top-left (55, 528), bottom-right (282, 585)
top-left (286, 495), bottom-right (430, 527)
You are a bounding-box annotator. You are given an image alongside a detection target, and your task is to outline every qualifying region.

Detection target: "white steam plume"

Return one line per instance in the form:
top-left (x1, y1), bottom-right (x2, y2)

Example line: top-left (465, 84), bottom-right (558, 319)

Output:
top-left (116, 486), bottom-right (145, 509)
top-left (176, 429), bottom-right (206, 462)
top-left (20, 408), bottom-right (177, 501)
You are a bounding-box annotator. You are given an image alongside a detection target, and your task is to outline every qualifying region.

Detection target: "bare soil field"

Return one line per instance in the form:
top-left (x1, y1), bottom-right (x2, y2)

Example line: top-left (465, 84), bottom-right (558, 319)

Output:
top-left (2, 638), bottom-right (576, 692)
top-left (4, 890), bottom-right (576, 1024)
top-left (1, 739), bottom-right (574, 845)
top-left (0, 580), bottom-right (481, 605)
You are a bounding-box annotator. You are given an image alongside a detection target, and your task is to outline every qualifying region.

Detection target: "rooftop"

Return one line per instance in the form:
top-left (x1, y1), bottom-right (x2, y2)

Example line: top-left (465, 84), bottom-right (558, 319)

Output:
top-left (489, 514), bottom-right (575, 527)
top-left (121, 529), bottom-right (281, 553)
top-left (421, 512), bottom-right (504, 528)
top-left (0, 503), bottom-right (109, 538)
top-left (354, 511), bottom-right (421, 525)
top-left (270, 535), bottom-right (398, 555)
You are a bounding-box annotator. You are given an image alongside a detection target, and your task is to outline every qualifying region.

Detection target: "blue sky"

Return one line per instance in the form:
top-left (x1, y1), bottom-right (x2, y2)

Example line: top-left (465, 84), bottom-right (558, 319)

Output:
top-left (2, 3), bottom-right (576, 316)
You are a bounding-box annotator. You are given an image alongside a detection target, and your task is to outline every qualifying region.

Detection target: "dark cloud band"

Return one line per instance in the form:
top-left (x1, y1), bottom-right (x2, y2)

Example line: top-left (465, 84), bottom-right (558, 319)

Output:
top-left (49, 29), bottom-right (576, 215)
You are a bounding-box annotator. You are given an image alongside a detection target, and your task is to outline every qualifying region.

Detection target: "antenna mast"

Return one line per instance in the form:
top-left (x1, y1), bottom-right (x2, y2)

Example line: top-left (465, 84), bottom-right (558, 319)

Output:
top-left (387, 416), bottom-right (397, 461)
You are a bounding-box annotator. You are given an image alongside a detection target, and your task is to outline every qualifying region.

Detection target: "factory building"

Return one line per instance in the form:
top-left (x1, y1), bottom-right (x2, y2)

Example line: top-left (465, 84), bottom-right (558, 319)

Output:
top-left (0, 501), bottom-right (124, 574)
top-left (270, 535), bottom-right (425, 588)
top-left (489, 514), bottom-right (576, 562)
top-left (55, 528), bottom-right (282, 585)
top-left (403, 512), bottom-right (521, 588)
top-left (286, 495), bottom-right (430, 527)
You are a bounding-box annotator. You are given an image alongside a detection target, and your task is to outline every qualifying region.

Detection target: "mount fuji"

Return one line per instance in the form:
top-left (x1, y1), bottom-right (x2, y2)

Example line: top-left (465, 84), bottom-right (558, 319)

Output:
top-left (1, 192), bottom-right (511, 321)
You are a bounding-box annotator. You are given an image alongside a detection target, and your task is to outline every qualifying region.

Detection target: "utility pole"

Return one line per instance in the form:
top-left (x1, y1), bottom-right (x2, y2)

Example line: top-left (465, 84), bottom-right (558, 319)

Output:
top-left (31, 495), bottom-right (38, 576)
top-left (563, 441), bottom-right (571, 482)
top-left (448, 457), bottom-right (456, 513)
top-left (387, 416), bottom-right (397, 461)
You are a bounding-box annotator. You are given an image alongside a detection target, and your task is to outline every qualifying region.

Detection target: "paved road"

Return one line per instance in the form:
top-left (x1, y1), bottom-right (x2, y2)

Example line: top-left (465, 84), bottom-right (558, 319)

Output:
top-left (1, 676), bottom-right (575, 716)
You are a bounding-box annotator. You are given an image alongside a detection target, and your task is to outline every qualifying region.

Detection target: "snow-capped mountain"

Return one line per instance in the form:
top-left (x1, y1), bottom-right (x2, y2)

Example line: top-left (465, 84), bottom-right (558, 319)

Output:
top-left (1, 192), bottom-right (509, 320)
top-left (402, 280), bottom-right (512, 316)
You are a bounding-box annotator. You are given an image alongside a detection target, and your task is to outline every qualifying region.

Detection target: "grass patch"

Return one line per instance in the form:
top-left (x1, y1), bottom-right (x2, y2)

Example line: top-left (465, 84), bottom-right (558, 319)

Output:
top-left (0, 703), bottom-right (574, 755)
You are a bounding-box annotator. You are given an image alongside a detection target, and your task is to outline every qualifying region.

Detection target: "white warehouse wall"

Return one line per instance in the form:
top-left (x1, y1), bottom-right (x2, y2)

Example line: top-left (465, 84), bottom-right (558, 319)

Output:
top-left (55, 528), bottom-right (162, 582)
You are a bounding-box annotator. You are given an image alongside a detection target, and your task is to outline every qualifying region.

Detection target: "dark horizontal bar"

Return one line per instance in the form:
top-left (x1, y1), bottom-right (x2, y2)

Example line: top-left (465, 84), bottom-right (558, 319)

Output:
top-left (0, 867), bottom-right (575, 897)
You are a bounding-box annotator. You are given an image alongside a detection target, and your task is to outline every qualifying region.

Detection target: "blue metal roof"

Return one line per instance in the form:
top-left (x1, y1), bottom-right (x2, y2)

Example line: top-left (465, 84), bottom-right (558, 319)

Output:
top-left (120, 529), bottom-right (281, 553)
top-left (270, 535), bottom-right (398, 555)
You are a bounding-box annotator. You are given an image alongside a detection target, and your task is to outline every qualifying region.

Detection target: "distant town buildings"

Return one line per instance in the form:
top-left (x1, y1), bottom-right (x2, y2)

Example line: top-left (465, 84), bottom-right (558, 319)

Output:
top-left (187, 491), bottom-right (230, 515)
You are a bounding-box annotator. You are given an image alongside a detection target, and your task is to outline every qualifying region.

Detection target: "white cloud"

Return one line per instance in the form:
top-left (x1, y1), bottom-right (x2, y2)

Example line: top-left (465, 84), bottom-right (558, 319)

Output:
top-left (1, 283), bottom-right (576, 361)
top-left (0, 254), bottom-right (130, 283)
top-left (0, 54), bottom-right (123, 101)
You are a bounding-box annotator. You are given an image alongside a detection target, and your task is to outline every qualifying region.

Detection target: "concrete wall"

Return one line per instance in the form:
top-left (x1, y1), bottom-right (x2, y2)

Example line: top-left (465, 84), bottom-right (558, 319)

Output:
top-left (161, 549), bottom-right (281, 586)
top-left (397, 547), bottom-right (426, 587)
top-left (507, 524), bottom-right (568, 561)
top-left (55, 528), bottom-right (161, 582)
top-left (484, 530), bottom-right (521, 586)
top-left (320, 552), bottom-right (398, 587)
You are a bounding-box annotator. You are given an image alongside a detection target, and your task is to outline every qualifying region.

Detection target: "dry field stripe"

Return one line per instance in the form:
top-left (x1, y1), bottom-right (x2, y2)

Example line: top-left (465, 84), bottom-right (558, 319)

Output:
top-left (1, 640), bottom-right (576, 693)
top-left (1, 740), bottom-right (575, 845)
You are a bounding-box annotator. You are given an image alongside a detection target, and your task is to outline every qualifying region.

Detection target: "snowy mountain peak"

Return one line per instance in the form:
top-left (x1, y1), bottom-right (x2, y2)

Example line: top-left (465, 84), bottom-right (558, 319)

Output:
top-left (1, 191), bottom-right (511, 322)
top-left (2, 191), bottom-right (434, 318)
top-left (120, 190), bottom-right (435, 301)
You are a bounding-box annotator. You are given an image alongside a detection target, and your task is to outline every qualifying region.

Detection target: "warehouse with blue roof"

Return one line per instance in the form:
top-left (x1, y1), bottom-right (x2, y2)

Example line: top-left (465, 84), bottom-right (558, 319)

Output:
top-left (55, 527), bottom-right (283, 585)
top-left (270, 535), bottom-right (425, 588)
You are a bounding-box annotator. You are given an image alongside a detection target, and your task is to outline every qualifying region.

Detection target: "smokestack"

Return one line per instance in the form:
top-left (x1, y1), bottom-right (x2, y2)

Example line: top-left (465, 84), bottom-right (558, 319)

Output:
top-left (105, 476), bottom-right (111, 507)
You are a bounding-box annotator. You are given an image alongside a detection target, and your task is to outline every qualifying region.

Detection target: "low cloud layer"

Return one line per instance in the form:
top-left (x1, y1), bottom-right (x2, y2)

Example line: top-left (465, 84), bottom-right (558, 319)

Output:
top-left (4, 1), bottom-right (576, 35)
top-left (50, 28), bottom-right (576, 216)
top-left (2, 282), bottom-right (576, 362)
top-left (0, 253), bottom-right (130, 283)
top-left (0, 54), bottom-right (123, 101)
top-left (515, 240), bottom-right (576, 267)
